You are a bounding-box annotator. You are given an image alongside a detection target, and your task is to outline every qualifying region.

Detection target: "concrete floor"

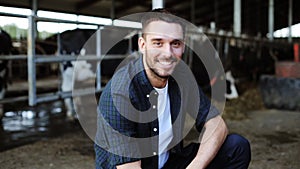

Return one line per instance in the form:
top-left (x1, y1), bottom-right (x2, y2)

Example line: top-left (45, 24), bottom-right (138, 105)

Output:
top-left (227, 109), bottom-right (300, 169)
top-left (0, 108), bottom-right (299, 169)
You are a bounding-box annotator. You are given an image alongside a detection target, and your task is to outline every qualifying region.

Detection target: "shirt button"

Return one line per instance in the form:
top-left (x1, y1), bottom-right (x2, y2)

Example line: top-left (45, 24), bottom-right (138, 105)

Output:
top-left (153, 152), bottom-right (157, 155)
top-left (153, 128), bottom-right (157, 132)
top-left (154, 92), bottom-right (158, 95)
top-left (152, 105), bottom-right (156, 109)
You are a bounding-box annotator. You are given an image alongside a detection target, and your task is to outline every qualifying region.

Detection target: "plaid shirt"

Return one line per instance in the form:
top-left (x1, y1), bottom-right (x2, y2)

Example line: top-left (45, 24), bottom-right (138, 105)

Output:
top-left (94, 56), bottom-right (219, 169)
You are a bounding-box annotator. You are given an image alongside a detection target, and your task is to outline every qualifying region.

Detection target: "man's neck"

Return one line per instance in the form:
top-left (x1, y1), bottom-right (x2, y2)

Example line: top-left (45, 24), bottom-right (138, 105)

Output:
top-left (145, 68), bottom-right (168, 88)
top-left (142, 56), bottom-right (168, 88)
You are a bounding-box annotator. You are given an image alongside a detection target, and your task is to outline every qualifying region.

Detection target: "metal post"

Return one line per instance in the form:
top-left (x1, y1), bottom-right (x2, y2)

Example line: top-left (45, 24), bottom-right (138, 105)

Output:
top-left (31, 0), bottom-right (38, 39)
top-left (288, 0), bottom-right (293, 43)
top-left (268, 0), bottom-right (274, 41)
top-left (152, 0), bottom-right (164, 9)
top-left (27, 0), bottom-right (38, 106)
top-left (233, 0), bottom-right (241, 37)
top-left (183, 37), bottom-right (190, 64)
top-left (128, 35), bottom-right (132, 53)
top-left (188, 37), bottom-right (194, 69)
top-left (224, 38), bottom-right (229, 61)
top-left (27, 15), bottom-right (37, 106)
top-left (96, 27), bottom-right (102, 91)
top-left (57, 32), bottom-right (64, 93)
top-left (111, 0), bottom-right (115, 20)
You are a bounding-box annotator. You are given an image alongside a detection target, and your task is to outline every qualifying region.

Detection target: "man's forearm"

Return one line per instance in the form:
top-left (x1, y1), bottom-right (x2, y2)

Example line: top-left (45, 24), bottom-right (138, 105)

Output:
top-left (187, 115), bottom-right (228, 169)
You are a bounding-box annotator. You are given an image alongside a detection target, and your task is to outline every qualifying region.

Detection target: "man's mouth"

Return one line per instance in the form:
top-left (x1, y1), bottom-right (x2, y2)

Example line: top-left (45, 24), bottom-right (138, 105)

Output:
top-left (159, 60), bottom-right (173, 66)
top-left (157, 57), bottom-right (178, 66)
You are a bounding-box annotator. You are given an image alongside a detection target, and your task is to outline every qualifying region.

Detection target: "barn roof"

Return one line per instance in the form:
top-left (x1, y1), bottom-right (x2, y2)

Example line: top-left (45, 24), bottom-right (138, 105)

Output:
top-left (0, 0), bottom-right (299, 37)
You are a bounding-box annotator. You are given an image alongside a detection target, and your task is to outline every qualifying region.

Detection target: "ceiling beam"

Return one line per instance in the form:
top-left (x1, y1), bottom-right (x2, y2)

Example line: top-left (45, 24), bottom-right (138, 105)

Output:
top-left (115, 0), bottom-right (149, 12)
top-left (165, 0), bottom-right (189, 10)
top-left (76, 0), bottom-right (101, 12)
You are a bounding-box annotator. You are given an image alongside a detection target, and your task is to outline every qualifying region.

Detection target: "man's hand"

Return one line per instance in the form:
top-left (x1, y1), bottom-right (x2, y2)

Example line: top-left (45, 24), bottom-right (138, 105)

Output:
top-left (186, 115), bottom-right (228, 169)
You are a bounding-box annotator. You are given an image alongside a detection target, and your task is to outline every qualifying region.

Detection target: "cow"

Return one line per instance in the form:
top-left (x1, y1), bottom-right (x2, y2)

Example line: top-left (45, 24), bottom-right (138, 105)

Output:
top-left (39, 28), bottom-right (138, 120)
top-left (0, 29), bottom-right (13, 120)
top-left (37, 29), bottom-right (97, 120)
top-left (222, 40), bottom-right (293, 95)
top-left (188, 41), bottom-right (239, 101)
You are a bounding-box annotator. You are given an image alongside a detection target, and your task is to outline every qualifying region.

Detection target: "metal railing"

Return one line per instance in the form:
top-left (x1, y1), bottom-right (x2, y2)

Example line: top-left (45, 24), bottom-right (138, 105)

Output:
top-left (0, 11), bottom-right (138, 106)
top-left (0, 10), bottom-right (295, 106)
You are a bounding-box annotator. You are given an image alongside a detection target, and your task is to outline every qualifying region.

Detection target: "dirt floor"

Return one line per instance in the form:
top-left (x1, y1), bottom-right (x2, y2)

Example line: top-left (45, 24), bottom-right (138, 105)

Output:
top-left (0, 86), bottom-right (300, 169)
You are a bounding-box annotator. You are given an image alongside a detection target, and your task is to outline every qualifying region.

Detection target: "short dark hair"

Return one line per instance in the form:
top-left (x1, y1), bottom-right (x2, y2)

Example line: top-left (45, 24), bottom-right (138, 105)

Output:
top-left (141, 8), bottom-right (186, 37)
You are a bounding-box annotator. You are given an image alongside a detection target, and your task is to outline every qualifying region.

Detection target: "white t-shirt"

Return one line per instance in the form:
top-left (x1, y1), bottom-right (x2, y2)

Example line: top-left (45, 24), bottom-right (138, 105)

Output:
top-left (154, 83), bottom-right (173, 169)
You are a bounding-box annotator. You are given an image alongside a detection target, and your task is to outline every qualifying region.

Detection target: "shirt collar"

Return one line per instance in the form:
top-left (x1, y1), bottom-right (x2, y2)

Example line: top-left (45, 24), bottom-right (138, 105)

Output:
top-left (132, 56), bottom-right (154, 92)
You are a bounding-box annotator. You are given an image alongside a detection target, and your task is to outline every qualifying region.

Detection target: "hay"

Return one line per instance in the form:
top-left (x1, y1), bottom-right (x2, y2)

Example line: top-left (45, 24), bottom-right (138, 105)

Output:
top-left (223, 85), bottom-right (265, 120)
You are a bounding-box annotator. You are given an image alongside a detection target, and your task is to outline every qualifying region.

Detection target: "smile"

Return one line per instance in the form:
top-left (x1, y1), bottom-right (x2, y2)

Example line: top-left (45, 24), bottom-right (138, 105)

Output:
top-left (159, 61), bottom-right (173, 66)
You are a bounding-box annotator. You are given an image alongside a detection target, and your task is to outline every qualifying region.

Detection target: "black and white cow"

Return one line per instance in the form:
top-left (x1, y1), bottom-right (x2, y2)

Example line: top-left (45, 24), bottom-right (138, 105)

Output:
top-left (39, 28), bottom-right (138, 120)
top-left (39, 29), bottom-right (97, 120)
top-left (0, 29), bottom-right (13, 119)
top-left (189, 44), bottom-right (239, 101)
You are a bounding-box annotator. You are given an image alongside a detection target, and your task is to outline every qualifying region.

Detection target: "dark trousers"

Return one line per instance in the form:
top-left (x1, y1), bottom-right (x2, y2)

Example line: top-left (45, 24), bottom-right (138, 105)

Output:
top-left (162, 134), bottom-right (251, 169)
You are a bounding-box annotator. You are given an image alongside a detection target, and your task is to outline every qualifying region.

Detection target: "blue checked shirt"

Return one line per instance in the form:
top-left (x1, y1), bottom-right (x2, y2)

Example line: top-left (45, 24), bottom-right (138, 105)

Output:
top-left (94, 55), bottom-right (219, 169)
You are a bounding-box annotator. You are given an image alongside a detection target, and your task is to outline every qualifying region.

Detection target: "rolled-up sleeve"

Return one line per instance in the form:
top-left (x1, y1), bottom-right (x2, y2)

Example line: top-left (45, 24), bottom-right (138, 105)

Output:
top-left (195, 87), bottom-right (220, 132)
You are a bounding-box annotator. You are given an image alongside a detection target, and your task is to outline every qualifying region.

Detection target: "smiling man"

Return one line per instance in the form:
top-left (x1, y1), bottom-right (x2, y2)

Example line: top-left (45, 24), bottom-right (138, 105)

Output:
top-left (140, 19), bottom-right (184, 87)
top-left (94, 9), bottom-right (251, 169)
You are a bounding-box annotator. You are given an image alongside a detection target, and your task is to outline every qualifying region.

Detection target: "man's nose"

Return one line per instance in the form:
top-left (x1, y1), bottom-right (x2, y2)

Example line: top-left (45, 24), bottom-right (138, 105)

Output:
top-left (161, 44), bottom-right (172, 58)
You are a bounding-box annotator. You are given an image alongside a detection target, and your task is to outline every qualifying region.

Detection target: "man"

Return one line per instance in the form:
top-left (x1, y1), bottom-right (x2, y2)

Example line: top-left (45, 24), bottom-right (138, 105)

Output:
top-left (94, 9), bottom-right (251, 169)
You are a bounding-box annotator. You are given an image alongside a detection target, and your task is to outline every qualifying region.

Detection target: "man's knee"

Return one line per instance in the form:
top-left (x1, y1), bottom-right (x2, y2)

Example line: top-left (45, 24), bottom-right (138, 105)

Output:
top-left (228, 134), bottom-right (250, 149)
top-left (206, 134), bottom-right (251, 169)
top-left (226, 134), bottom-right (251, 166)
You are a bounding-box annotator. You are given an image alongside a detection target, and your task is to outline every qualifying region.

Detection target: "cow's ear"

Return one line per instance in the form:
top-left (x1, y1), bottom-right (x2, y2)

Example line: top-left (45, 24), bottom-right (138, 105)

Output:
top-left (138, 37), bottom-right (146, 54)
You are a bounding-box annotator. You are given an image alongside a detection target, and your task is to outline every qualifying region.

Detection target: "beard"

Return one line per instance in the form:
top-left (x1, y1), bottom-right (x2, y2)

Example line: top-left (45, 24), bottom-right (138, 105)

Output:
top-left (147, 57), bottom-right (179, 79)
top-left (144, 49), bottom-right (180, 80)
top-left (149, 67), bottom-right (170, 79)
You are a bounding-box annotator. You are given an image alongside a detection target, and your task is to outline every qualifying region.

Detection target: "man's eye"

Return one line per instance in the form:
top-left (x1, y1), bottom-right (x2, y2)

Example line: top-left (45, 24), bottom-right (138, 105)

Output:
top-left (172, 41), bottom-right (181, 48)
top-left (153, 42), bottom-right (162, 46)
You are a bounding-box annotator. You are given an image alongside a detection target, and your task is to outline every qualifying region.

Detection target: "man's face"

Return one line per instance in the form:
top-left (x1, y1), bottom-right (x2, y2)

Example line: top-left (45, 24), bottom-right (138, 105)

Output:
top-left (138, 20), bottom-right (185, 79)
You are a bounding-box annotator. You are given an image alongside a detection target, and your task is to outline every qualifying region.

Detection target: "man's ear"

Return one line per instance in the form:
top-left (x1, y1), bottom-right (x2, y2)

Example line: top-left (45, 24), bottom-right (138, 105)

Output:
top-left (138, 37), bottom-right (146, 54)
